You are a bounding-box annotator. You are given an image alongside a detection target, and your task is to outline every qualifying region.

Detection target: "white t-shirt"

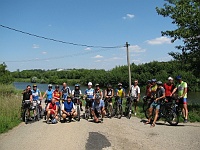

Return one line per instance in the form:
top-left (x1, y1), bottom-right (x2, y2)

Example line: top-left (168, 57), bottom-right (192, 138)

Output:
top-left (130, 85), bottom-right (140, 98)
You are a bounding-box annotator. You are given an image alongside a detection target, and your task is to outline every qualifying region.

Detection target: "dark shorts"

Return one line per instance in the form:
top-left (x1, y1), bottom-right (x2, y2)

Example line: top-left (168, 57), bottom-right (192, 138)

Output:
top-left (86, 99), bottom-right (93, 108)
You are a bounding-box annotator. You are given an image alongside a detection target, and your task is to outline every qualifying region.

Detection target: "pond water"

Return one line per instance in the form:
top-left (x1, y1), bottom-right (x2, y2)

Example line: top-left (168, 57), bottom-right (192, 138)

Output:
top-left (13, 82), bottom-right (200, 104)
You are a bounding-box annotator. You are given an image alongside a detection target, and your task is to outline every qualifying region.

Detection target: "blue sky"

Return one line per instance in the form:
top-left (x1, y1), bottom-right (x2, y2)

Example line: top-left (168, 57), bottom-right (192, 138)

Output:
top-left (0, 0), bottom-right (181, 71)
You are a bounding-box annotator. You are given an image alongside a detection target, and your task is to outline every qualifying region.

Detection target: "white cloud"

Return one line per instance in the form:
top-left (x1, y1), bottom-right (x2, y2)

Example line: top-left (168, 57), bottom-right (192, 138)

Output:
top-left (42, 51), bottom-right (47, 54)
top-left (123, 13), bottom-right (135, 19)
top-left (129, 45), bottom-right (146, 53)
top-left (146, 37), bottom-right (171, 45)
top-left (94, 60), bottom-right (102, 62)
top-left (85, 47), bottom-right (91, 50)
top-left (32, 44), bottom-right (39, 49)
top-left (93, 55), bottom-right (103, 58)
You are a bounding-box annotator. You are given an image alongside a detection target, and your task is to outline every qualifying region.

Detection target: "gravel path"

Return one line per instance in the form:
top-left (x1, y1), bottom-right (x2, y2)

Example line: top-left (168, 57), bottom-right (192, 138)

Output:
top-left (0, 111), bottom-right (200, 150)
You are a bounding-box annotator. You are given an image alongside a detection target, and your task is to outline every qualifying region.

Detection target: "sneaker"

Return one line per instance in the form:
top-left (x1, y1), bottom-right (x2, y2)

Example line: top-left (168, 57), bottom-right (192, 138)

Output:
top-left (134, 112), bottom-right (137, 116)
top-left (184, 119), bottom-right (188, 123)
top-left (46, 120), bottom-right (50, 124)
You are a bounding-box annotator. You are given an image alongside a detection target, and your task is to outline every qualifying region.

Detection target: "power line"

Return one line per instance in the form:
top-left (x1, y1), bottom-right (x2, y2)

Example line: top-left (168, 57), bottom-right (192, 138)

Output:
top-left (0, 24), bottom-right (124, 49)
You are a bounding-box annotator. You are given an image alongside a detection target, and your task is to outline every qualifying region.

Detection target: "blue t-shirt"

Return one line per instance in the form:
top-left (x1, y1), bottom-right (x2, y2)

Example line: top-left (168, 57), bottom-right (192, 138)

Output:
top-left (46, 89), bottom-right (54, 100)
top-left (85, 88), bottom-right (94, 99)
top-left (92, 100), bottom-right (104, 111)
top-left (32, 89), bottom-right (40, 101)
top-left (63, 101), bottom-right (74, 112)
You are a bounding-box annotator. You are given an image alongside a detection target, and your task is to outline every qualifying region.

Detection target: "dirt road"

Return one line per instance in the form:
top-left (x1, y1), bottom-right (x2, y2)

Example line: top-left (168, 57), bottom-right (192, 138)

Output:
top-left (0, 113), bottom-right (200, 150)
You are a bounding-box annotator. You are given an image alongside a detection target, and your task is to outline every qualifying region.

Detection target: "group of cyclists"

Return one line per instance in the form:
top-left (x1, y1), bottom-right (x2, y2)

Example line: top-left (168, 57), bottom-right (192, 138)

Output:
top-left (21, 74), bottom-right (188, 127)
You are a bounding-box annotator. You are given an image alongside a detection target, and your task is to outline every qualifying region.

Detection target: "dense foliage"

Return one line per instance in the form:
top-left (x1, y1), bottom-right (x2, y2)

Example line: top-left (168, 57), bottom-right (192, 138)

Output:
top-left (11, 60), bottom-right (200, 91)
top-left (156, 0), bottom-right (200, 77)
top-left (0, 63), bottom-right (14, 84)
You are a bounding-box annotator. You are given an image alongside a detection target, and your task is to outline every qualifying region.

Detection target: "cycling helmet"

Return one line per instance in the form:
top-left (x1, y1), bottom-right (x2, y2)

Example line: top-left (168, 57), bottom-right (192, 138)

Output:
top-left (147, 80), bottom-right (151, 83)
top-left (151, 79), bottom-right (157, 82)
top-left (55, 85), bottom-right (59, 88)
top-left (156, 81), bottom-right (162, 85)
top-left (75, 84), bottom-right (80, 87)
top-left (88, 82), bottom-right (92, 86)
top-left (118, 83), bottom-right (122, 86)
top-left (48, 84), bottom-right (52, 88)
top-left (33, 84), bottom-right (37, 87)
top-left (95, 83), bottom-right (100, 87)
top-left (107, 84), bottom-right (112, 88)
top-left (176, 75), bottom-right (182, 80)
top-left (168, 77), bottom-right (173, 80)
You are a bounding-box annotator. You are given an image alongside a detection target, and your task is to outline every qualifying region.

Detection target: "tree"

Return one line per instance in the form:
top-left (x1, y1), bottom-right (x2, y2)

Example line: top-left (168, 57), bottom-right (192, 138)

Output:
top-left (0, 63), bottom-right (14, 84)
top-left (156, 0), bottom-right (200, 77)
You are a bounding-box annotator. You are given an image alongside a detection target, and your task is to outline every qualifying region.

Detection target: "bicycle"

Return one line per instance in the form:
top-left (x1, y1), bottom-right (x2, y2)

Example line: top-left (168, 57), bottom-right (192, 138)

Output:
top-left (147, 99), bottom-right (179, 126)
top-left (21, 100), bottom-right (32, 124)
top-left (124, 96), bottom-right (134, 119)
top-left (104, 97), bottom-right (113, 118)
top-left (142, 96), bottom-right (153, 112)
top-left (85, 98), bottom-right (93, 121)
top-left (112, 96), bottom-right (123, 119)
top-left (73, 97), bottom-right (81, 121)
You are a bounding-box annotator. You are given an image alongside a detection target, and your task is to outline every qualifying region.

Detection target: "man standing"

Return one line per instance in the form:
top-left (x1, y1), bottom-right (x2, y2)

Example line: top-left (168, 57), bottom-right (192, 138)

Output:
top-left (129, 80), bottom-right (140, 116)
top-left (172, 76), bottom-right (188, 123)
top-left (163, 77), bottom-right (175, 102)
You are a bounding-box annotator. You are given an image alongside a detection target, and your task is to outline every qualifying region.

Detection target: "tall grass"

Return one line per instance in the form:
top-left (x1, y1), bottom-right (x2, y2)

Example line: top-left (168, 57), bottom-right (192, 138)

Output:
top-left (0, 84), bottom-right (22, 133)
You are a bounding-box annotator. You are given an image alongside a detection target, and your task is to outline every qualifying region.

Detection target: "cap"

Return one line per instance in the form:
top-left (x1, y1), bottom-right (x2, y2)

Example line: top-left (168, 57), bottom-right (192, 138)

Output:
top-left (118, 83), bottom-right (122, 86)
top-left (151, 79), bottom-right (157, 82)
top-left (168, 77), bottom-right (173, 80)
top-left (88, 82), bottom-right (92, 86)
top-left (176, 75), bottom-right (182, 80)
top-left (157, 81), bottom-right (162, 85)
top-left (95, 83), bottom-right (99, 87)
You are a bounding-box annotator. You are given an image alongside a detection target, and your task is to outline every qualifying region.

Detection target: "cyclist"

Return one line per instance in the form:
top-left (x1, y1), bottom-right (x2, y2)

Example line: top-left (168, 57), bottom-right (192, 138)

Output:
top-left (116, 83), bottom-right (125, 105)
top-left (171, 76), bottom-right (188, 123)
top-left (84, 82), bottom-right (95, 117)
top-left (146, 80), bottom-right (152, 99)
top-left (72, 84), bottom-right (83, 111)
top-left (129, 80), bottom-right (140, 116)
top-left (62, 96), bottom-right (77, 122)
top-left (150, 79), bottom-right (157, 99)
top-left (46, 97), bottom-right (58, 124)
top-left (42, 84), bottom-right (54, 103)
top-left (31, 84), bottom-right (42, 118)
top-left (146, 81), bottom-right (165, 127)
top-left (22, 85), bottom-right (33, 120)
top-left (163, 77), bottom-right (175, 102)
top-left (104, 84), bottom-right (114, 116)
top-left (53, 85), bottom-right (62, 106)
top-left (61, 82), bottom-right (71, 101)
top-left (91, 95), bottom-right (105, 123)
top-left (94, 84), bottom-right (103, 99)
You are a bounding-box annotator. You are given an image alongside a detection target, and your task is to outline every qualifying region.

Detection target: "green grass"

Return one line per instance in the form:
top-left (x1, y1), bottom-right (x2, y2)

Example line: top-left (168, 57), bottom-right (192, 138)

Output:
top-left (0, 85), bottom-right (22, 134)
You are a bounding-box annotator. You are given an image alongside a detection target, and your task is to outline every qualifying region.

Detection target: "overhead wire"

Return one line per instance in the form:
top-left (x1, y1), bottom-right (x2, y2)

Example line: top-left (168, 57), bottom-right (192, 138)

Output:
top-left (0, 24), bottom-right (124, 49)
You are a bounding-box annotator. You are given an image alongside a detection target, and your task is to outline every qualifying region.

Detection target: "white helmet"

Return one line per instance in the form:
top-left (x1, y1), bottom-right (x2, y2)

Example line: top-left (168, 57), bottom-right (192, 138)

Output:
top-left (88, 82), bottom-right (92, 86)
top-left (168, 77), bottom-right (173, 80)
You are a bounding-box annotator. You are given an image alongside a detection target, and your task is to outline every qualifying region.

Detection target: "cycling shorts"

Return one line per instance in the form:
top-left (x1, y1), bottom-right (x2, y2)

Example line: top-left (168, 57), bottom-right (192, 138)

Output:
top-left (86, 99), bottom-right (93, 108)
top-left (150, 101), bottom-right (160, 110)
top-left (179, 98), bottom-right (187, 104)
top-left (105, 97), bottom-right (112, 103)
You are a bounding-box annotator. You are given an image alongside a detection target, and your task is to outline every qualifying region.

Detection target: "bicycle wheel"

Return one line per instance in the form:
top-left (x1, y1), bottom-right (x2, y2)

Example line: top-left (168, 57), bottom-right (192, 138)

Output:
top-left (167, 109), bottom-right (179, 126)
top-left (118, 105), bottom-right (123, 119)
top-left (77, 106), bottom-right (80, 121)
top-left (145, 107), bottom-right (150, 119)
top-left (24, 109), bottom-right (28, 124)
top-left (36, 106), bottom-right (40, 121)
top-left (128, 103), bottom-right (132, 119)
top-left (143, 102), bottom-right (149, 112)
top-left (112, 102), bottom-right (117, 117)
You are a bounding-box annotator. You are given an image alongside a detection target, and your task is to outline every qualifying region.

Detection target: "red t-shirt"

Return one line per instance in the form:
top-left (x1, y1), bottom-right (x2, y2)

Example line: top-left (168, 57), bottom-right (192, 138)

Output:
top-left (53, 90), bottom-right (61, 100)
top-left (146, 85), bottom-right (151, 97)
top-left (49, 103), bottom-right (57, 114)
top-left (163, 83), bottom-right (175, 97)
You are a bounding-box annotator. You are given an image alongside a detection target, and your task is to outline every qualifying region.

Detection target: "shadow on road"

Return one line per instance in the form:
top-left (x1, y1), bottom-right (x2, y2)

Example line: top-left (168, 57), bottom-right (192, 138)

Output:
top-left (85, 132), bottom-right (111, 150)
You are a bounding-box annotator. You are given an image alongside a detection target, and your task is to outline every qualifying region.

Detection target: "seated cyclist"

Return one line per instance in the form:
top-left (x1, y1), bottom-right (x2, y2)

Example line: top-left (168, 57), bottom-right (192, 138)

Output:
top-left (62, 96), bottom-right (77, 122)
top-left (46, 97), bottom-right (58, 124)
top-left (72, 84), bottom-right (83, 111)
top-left (146, 81), bottom-right (165, 127)
top-left (92, 95), bottom-right (105, 123)
top-left (84, 82), bottom-right (95, 116)
top-left (42, 84), bottom-right (54, 103)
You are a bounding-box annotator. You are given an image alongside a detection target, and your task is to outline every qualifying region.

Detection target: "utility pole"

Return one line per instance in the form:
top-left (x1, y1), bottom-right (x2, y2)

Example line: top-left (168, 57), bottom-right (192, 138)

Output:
top-left (126, 42), bottom-right (131, 91)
